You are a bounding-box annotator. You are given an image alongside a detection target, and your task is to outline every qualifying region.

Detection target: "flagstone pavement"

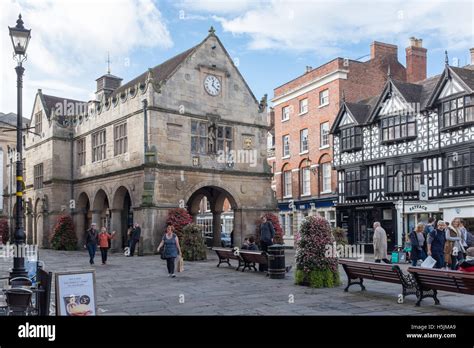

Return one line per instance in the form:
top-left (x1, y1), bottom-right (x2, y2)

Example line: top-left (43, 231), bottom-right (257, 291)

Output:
top-left (0, 249), bottom-right (472, 316)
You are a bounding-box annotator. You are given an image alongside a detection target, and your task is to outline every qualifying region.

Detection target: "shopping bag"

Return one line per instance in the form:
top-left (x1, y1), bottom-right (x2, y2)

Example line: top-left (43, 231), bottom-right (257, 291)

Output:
top-left (177, 256), bottom-right (184, 272)
top-left (420, 255), bottom-right (436, 268)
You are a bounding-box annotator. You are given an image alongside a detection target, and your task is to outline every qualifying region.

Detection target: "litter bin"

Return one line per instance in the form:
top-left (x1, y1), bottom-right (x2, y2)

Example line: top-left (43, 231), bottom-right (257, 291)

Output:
top-left (267, 244), bottom-right (285, 279)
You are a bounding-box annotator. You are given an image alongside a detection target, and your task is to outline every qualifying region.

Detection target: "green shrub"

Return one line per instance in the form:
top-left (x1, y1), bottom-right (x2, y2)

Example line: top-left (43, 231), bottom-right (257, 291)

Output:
top-left (295, 215), bottom-right (340, 288)
top-left (50, 214), bottom-right (77, 251)
top-left (181, 224), bottom-right (207, 261)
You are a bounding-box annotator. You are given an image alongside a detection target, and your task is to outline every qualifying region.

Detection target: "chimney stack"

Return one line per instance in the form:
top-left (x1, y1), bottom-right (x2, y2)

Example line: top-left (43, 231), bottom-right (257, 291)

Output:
top-left (306, 66), bottom-right (312, 73)
top-left (470, 48), bottom-right (474, 65)
top-left (406, 37), bottom-right (427, 83)
top-left (370, 41), bottom-right (398, 60)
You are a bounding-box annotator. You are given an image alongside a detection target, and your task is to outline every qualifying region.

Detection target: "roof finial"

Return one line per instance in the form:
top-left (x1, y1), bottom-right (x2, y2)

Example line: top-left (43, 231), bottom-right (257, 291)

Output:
top-left (387, 63), bottom-right (391, 79)
top-left (444, 50), bottom-right (449, 65)
top-left (209, 26), bottom-right (216, 35)
top-left (106, 52), bottom-right (111, 74)
top-left (342, 89), bottom-right (346, 103)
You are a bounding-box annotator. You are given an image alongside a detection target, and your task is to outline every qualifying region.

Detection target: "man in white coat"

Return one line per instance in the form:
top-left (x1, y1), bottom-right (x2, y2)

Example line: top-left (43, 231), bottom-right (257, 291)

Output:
top-left (373, 222), bottom-right (391, 263)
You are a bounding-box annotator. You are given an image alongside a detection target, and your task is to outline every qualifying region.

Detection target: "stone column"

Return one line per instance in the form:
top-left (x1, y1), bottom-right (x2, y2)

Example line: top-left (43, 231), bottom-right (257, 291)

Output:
top-left (233, 209), bottom-right (243, 248)
top-left (212, 211), bottom-right (222, 247)
top-left (91, 210), bottom-right (101, 226)
top-left (110, 208), bottom-right (123, 252)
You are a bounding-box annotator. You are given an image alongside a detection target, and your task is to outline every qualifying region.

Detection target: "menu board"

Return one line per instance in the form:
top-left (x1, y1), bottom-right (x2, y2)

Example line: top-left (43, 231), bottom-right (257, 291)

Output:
top-left (55, 270), bottom-right (96, 316)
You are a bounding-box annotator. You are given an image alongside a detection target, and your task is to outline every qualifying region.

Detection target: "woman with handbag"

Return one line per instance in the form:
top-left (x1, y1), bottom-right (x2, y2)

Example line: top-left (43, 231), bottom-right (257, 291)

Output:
top-left (157, 225), bottom-right (182, 278)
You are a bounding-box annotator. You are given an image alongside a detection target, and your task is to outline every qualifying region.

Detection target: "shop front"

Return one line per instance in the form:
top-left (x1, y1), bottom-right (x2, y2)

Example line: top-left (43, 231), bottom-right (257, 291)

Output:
top-left (401, 202), bottom-right (442, 243)
top-left (439, 198), bottom-right (474, 232)
top-left (278, 197), bottom-right (336, 247)
top-left (336, 202), bottom-right (396, 253)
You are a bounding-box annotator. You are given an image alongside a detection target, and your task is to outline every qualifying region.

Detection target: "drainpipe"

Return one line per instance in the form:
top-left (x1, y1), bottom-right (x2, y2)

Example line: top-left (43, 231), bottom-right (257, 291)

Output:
top-left (142, 98), bottom-right (148, 163)
top-left (70, 132), bottom-right (74, 213)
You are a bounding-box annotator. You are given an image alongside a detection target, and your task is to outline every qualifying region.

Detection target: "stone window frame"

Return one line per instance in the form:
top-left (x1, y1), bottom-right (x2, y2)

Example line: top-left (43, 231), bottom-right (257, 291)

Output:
top-left (34, 163), bottom-right (43, 190)
top-left (114, 122), bottom-right (128, 156)
top-left (217, 125), bottom-right (233, 154)
top-left (34, 111), bottom-right (42, 135)
top-left (77, 138), bottom-right (86, 166)
top-left (191, 120), bottom-right (208, 155)
top-left (92, 129), bottom-right (107, 162)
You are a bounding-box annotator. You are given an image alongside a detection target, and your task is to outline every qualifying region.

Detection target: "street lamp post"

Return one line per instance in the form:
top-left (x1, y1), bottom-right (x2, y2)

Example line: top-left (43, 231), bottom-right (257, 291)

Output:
top-left (8, 14), bottom-right (31, 280)
top-left (394, 169), bottom-right (406, 248)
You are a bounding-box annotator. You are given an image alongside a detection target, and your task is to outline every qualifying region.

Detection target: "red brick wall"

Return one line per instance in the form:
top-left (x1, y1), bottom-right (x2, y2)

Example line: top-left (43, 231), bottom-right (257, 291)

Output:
top-left (273, 41), bottom-right (408, 202)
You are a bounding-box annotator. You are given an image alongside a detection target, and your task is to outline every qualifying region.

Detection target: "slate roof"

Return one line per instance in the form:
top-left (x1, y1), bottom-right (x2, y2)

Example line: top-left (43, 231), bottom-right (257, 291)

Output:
top-left (0, 112), bottom-right (29, 128)
top-left (450, 66), bottom-right (474, 90)
top-left (110, 46), bottom-right (198, 99)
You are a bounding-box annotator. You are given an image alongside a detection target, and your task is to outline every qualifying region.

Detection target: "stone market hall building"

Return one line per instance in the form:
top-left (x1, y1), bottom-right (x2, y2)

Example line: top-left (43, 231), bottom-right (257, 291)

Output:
top-left (331, 49), bottom-right (474, 251)
top-left (23, 28), bottom-right (276, 253)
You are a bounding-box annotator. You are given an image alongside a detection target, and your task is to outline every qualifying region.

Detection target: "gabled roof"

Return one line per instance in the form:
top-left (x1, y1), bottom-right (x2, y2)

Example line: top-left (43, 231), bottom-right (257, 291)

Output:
top-left (391, 80), bottom-right (423, 103)
top-left (41, 94), bottom-right (87, 117)
top-left (330, 95), bottom-right (378, 133)
top-left (426, 65), bottom-right (474, 108)
top-left (110, 45), bottom-right (198, 99)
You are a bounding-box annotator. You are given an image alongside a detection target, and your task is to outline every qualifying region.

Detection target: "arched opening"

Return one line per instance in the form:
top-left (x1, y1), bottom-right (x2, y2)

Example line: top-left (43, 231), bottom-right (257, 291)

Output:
top-left (186, 186), bottom-right (238, 248)
top-left (92, 189), bottom-right (110, 230)
top-left (112, 186), bottom-right (133, 250)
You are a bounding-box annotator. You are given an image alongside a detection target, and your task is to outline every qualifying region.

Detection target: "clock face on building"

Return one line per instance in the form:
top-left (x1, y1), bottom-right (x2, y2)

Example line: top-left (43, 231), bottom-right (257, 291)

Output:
top-left (204, 75), bottom-right (221, 96)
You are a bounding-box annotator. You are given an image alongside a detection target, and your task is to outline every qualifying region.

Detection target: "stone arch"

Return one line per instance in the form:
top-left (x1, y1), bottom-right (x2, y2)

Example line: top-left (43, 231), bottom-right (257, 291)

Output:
top-left (92, 189), bottom-right (110, 230)
top-left (184, 181), bottom-right (241, 209)
top-left (185, 184), bottom-right (239, 248)
top-left (111, 185), bottom-right (134, 250)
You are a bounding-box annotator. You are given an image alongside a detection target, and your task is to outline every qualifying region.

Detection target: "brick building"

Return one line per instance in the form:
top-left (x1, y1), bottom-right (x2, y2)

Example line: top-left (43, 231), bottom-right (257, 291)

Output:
top-left (270, 38), bottom-right (427, 246)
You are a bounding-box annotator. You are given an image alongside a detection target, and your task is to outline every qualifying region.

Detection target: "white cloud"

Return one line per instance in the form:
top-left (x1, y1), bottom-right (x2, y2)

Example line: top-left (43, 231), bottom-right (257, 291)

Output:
top-left (211, 0), bottom-right (473, 55)
top-left (0, 0), bottom-right (172, 115)
top-left (178, 0), bottom-right (258, 14)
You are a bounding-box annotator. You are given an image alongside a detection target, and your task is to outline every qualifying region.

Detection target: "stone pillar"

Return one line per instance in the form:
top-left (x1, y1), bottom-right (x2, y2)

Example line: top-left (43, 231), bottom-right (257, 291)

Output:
top-left (233, 209), bottom-right (243, 248)
top-left (91, 210), bottom-right (101, 226)
top-left (212, 211), bottom-right (222, 247)
top-left (73, 211), bottom-right (85, 248)
top-left (110, 208), bottom-right (122, 252)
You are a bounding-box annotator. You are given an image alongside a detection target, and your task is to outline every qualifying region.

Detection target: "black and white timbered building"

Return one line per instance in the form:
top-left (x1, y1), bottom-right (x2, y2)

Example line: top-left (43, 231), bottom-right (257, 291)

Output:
top-left (331, 58), bottom-right (474, 251)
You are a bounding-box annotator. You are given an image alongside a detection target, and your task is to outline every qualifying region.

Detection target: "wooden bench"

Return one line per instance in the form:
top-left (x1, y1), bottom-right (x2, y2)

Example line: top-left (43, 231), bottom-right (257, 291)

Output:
top-left (213, 248), bottom-right (243, 270)
top-left (239, 250), bottom-right (268, 272)
top-left (339, 259), bottom-right (416, 299)
top-left (407, 267), bottom-right (474, 306)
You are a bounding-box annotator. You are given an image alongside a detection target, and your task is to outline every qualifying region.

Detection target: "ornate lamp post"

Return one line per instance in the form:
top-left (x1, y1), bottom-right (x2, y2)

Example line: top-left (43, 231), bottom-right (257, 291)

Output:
top-left (8, 14), bottom-right (31, 279)
top-left (394, 169), bottom-right (406, 248)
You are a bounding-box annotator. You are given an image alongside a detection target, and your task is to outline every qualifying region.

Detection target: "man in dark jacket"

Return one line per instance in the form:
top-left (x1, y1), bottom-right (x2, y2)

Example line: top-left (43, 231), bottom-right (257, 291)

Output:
top-left (259, 216), bottom-right (275, 252)
top-left (129, 223), bottom-right (141, 257)
top-left (259, 216), bottom-right (275, 272)
top-left (85, 223), bottom-right (99, 265)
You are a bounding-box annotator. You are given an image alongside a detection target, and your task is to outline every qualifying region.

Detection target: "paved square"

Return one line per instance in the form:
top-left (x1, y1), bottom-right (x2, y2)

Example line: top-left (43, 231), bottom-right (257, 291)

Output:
top-left (1, 250), bottom-right (472, 315)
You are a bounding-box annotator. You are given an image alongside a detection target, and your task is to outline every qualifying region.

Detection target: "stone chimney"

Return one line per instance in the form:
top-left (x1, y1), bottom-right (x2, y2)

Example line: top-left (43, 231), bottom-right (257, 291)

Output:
top-left (470, 48), bottom-right (474, 65)
top-left (406, 37), bottom-right (427, 83)
top-left (370, 41), bottom-right (398, 60)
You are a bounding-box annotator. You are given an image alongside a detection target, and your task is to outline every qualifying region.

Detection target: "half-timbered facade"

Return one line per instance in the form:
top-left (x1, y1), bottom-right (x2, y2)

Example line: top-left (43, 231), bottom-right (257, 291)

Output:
top-left (331, 59), bottom-right (474, 251)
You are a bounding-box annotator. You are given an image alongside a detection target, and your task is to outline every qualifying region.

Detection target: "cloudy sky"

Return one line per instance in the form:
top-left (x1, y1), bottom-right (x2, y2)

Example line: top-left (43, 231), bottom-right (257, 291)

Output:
top-left (1, 0), bottom-right (473, 118)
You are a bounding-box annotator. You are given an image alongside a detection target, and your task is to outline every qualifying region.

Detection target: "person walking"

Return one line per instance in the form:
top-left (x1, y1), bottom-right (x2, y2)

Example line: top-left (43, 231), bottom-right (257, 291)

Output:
top-left (427, 220), bottom-right (447, 269)
top-left (445, 218), bottom-right (465, 270)
top-left (409, 223), bottom-right (427, 266)
top-left (129, 223), bottom-right (141, 257)
top-left (85, 223), bottom-right (99, 265)
top-left (459, 219), bottom-right (469, 258)
top-left (98, 227), bottom-right (116, 265)
top-left (157, 225), bottom-right (182, 278)
top-left (373, 222), bottom-right (390, 263)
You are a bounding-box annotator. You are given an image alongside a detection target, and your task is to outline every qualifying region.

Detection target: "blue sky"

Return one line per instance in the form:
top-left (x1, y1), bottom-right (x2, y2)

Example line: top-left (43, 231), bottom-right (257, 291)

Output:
top-left (1, 0), bottom-right (473, 117)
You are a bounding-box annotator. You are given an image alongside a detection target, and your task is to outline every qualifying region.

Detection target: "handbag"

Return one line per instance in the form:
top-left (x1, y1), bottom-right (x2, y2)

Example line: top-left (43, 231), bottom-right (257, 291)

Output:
top-left (177, 256), bottom-right (184, 272)
top-left (160, 244), bottom-right (167, 260)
